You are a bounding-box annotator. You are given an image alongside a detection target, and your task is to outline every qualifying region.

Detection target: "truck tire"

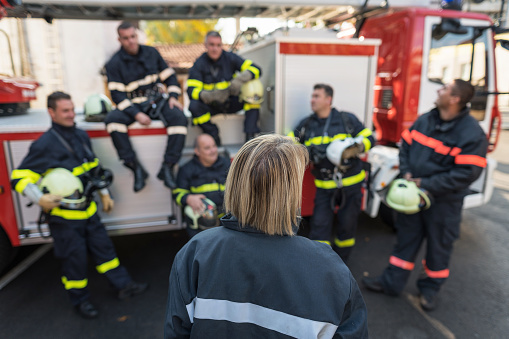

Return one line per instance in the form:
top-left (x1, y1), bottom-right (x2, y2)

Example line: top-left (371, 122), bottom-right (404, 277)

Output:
top-left (0, 229), bottom-right (15, 275)
top-left (379, 203), bottom-right (397, 231)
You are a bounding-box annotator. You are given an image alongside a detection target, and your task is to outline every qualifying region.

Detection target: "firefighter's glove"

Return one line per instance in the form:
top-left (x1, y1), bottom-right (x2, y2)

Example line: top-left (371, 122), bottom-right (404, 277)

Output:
top-left (99, 192), bottom-right (115, 213)
top-left (39, 194), bottom-right (62, 213)
top-left (200, 89), bottom-right (229, 105)
top-left (309, 145), bottom-right (327, 165)
top-left (341, 143), bottom-right (364, 160)
top-left (229, 70), bottom-right (253, 96)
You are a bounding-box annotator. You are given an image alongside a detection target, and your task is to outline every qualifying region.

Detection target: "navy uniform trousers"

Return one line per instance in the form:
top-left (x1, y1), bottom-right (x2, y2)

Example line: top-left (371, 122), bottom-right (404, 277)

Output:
top-left (380, 198), bottom-right (463, 296)
top-left (309, 184), bottom-right (363, 261)
top-left (105, 103), bottom-right (187, 164)
top-left (49, 206), bottom-right (131, 305)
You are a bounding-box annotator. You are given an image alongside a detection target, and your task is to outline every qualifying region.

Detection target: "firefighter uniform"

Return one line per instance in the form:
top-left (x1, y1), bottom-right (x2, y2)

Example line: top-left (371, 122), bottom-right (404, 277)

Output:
top-left (291, 108), bottom-right (375, 261)
top-left (173, 155), bottom-right (230, 238)
top-left (104, 44), bottom-right (187, 165)
top-left (164, 214), bottom-right (368, 338)
top-left (187, 51), bottom-right (262, 145)
top-left (378, 107), bottom-right (488, 297)
top-left (10, 122), bottom-right (132, 306)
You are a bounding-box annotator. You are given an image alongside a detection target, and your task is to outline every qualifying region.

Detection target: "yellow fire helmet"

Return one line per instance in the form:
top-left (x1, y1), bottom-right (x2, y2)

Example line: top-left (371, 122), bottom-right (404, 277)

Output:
top-left (39, 168), bottom-right (86, 206)
top-left (385, 179), bottom-right (431, 214)
top-left (239, 79), bottom-right (264, 105)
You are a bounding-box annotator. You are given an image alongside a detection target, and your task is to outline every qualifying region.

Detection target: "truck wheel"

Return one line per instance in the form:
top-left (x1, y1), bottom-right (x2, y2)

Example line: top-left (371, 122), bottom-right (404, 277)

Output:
top-left (0, 229), bottom-right (15, 274)
top-left (379, 204), bottom-right (397, 231)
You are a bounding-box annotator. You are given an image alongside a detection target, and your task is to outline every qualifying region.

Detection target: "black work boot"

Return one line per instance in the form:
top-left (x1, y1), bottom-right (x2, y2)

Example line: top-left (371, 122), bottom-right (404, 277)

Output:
top-left (419, 293), bottom-right (438, 311)
top-left (362, 276), bottom-right (385, 293)
top-left (157, 162), bottom-right (177, 189)
top-left (124, 158), bottom-right (149, 193)
top-left (118, 281), bottom-right (149, 300)
top-left (75, 300), bottom-right (99, 319)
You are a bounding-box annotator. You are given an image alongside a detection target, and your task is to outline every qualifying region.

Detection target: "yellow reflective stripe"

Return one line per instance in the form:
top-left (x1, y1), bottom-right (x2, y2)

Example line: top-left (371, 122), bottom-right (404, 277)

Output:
top-left (173, 188), bottom-right (190, 205)
top-left (241, 60), bottom-right (260, 79)
top-left (243, 103), bottom-right (260, 111)
top-left (72, 158), bottom-right (99, 176)
top-left (304, 133), bottom-right (350, 146)
top-left (193, 113), bottom-right (211, 125)
top-left (356, 128), bottom-right (373, 151)
top-left (215, 81), bottom-right (230, 90)
top-left (11, 169), bottom-right (41, 193)
top-left (342, 170), bottom-right (366, 187)
top-left (190, 183), bottom-right (225, 193)
top-left (96, 257), bottom-right (120, 274)
top-left (334, 237), bottom-right (355, 248)
top-left (315, 240), bottom-right (331, 246)
top-left (218, 212), bottom-right (225, 218)
top-left (314, 170), bottom-right (365, 189)
top-left (203, 84), bottom-right (215, 91)
top-left (287, 131), bottom-right (295, 138)
top-left (61, 276), bottom-right (88, 290)
top-left (192, 87), bottom-right (201, 100)
top-left (314, 179), bottom-right (337, 189)
top-left (187, 79), bottom-right (203, 89)
top-left (50, 202), bottom-right (97, 220)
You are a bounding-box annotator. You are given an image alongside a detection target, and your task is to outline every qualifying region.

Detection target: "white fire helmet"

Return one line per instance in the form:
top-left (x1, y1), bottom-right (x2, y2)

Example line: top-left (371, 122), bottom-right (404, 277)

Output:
top-left (39, 168), bottom-right (86, 207)
top-left (239, 79), bottom-right (264, 105)
top-left (184, 198), bottom-right (218, 230)
top-left (84, 94), bottom-right (112, 122)
top-left (385, 179), bottom-right (431, 214)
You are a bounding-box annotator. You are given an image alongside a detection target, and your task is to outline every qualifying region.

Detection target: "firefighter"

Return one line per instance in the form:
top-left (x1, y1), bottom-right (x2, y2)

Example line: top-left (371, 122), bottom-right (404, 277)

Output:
top-left (362, 79), bottom-right (488, 311)
top-left (187, 31), bottom-right (262, 146)
top-left (173, 134), bottom-right (230, 238)
top-left (289, 84), bottom-right (375, 262)
top-left (10, 92), bottom-right (148, 319)
top-left (104, 21), bottom-right (187, 192)
top-left (164, 135), bottom-right (368, 338)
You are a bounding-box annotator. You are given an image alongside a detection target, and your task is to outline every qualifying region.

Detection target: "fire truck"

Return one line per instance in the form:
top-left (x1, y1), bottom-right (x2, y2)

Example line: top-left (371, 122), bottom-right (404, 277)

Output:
top-left (0, 0), bottom-right (38, 116)
top-left (0, 0), bottom-right (506, 273)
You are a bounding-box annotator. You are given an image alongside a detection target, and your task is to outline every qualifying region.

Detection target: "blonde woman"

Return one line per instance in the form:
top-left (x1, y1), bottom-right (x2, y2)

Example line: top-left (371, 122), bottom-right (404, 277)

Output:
top-left (164, 134), bottom-right (368, 339)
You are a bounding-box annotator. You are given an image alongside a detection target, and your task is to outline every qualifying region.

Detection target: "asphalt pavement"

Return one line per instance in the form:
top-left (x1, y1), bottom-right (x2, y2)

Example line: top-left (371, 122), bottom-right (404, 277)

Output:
top-left (0, 131), bottom-right (508, 339)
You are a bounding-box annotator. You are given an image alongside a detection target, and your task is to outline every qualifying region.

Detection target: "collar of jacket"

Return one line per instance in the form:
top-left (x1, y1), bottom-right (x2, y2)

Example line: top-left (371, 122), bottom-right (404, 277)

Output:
top-left (119, 44), bottom-right (146, 61)
top-left (220, 213), bottom-right (298, 236)
top-left (192, 154), bottom-right (224, 169)
top-left (431, 106), bottom-right (470, 132)
top-left (51, 121), bottom-right (77, 141)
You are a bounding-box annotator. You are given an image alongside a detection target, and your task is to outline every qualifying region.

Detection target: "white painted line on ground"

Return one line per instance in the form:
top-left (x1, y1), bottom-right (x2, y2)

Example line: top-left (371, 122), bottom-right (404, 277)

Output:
top-left (404, 293), bottom-right (456, 339)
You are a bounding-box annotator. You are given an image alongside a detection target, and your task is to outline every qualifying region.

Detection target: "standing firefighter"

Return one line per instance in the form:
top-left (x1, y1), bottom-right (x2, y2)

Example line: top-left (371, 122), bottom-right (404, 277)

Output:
top-left (10, 92), bottom-right (148, 319)
top-left (290, 84), bottom-right (375, 262)
top-left (363, 80), bottom-right (488, 311)
top-left (187, 31), bottom-right (263, 146)
top-left (105, 21), bottom-right (187, 192)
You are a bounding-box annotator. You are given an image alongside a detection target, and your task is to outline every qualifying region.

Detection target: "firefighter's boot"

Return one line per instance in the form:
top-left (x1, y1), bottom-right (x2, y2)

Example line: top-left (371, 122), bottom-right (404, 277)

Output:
top-left (124, 158), bottom-right (149, 193)
top-left (75, 300), bottom-right (99, 319)
top-left (118, 281), bottom-right (149, 300)
top-left (157, 162), bottom-right (177, 189)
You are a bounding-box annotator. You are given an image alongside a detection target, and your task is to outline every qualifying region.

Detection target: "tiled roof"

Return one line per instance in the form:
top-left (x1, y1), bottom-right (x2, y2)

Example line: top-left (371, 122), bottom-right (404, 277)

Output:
top-left (154, 43), bottom-right (233, 72)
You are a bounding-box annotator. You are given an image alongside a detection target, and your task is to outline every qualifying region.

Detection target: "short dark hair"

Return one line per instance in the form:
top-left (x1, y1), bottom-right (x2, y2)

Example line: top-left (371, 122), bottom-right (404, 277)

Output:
top-left (117, 21), bottom-right (136, 35)
top-left (451, 79), bottom-right (474, 108)
top-left (205, 31), bottom-right (222, 42)
top-left (313, 83), bottom-right (333, 99)
top-left (47, 91), bottom-right (71, 110)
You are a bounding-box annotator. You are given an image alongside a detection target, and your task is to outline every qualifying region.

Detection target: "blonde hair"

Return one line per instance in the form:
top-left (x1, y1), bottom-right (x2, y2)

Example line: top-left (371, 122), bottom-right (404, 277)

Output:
top-left (224, 134), bottom-right (309, 236)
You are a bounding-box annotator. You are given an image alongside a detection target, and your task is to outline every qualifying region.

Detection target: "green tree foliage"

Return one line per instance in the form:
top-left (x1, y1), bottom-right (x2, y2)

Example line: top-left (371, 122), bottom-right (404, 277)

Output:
top-left (142, 20), bottom-right (219, 44)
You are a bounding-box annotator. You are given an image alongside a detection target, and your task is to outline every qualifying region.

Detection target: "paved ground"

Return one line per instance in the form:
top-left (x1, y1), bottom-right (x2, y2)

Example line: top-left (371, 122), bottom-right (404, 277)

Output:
top-left (0, 131), bottom-right (508, 339)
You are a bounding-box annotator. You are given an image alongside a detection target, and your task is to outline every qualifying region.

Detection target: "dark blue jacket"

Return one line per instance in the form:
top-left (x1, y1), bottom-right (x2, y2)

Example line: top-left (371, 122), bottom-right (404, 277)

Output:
top-left (400, 107), bottom-right (488, 200)
top-left (105, 45), bottom-right (181, 118)
top-left (164, 214), bottom-right (368, 339)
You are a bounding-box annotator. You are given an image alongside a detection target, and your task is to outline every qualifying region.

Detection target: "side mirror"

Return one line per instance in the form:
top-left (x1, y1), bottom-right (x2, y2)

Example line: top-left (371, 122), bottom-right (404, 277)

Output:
top-left (432, 18), bottom-right (468, 40)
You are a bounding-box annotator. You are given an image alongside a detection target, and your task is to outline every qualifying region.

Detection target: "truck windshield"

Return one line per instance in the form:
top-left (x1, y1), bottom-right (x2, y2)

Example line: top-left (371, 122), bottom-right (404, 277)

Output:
top-left (427, 24), bottom-right (489, 121)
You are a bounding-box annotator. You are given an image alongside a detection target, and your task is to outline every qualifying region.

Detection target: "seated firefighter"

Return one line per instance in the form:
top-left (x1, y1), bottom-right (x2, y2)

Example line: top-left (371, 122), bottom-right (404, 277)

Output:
top-left (187, 30), bottom-right (263, 146)
top-left (104, 21), bottom-right (187, 192)
top-left (10, 91), bottom-right (147, 319)
top-left (172, 134), bottom-right (231, 238)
